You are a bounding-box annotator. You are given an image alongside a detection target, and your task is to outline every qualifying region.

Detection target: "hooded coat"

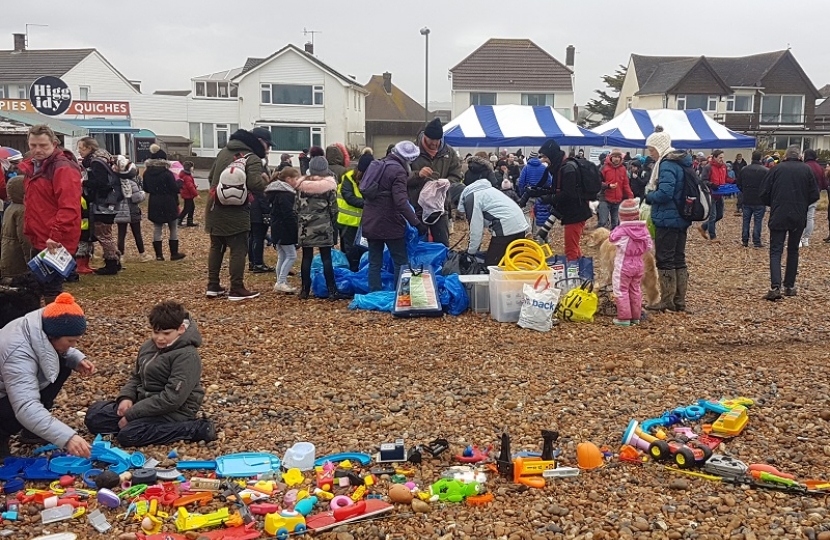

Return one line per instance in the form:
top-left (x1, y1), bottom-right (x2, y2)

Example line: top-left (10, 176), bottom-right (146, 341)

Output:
top-left (265, 179), bottom-right (298, 245)
top-left (294, 175), bottom-right (338, 247)
top-left (18, 148), bottom-right (82, 254)
top-left (760, 158), bottom-right (821, 231)
top-left (205, 130), bottom-right (268, 237)
top-left (601, 156), bottom-right (634, 204)
top-left (82, 150), bottom-right (120, 221)
top-left (517, 157), bottom-right (553, 226)
top-left (463, 156), bottom-right (498, 187)
top-left (644, 151), bottom-right (693, 229)
top-left (459, 179), bottom-right (529, 254)
top-left (609, 220), bottom-right (653, 297)
top-left (142, 159), bottom-right (180, 224)
top-left (0, 309), bottom-right (87, 447)
top-left (115, 318), bottom-right (205, 422)
top-left (361, 154), bottom-right (421, 241)
top-left (325, 145), bottom-right (348, 182)
top-left (0, 177), bottom-right (32, 278)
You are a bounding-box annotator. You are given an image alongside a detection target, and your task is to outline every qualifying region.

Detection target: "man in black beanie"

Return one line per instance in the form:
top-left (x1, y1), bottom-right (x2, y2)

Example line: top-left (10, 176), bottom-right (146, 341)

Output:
top-left (408, 118), bottom-right (462, 247)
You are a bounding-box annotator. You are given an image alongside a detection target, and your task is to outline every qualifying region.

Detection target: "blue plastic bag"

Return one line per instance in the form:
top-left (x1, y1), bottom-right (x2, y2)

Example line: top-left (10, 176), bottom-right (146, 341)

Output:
top-left (349, 291), bottom-right (396, 312)
top-left (439, 274), bottom-right (470, 316)
top-left (407, 242), bottom-right (448, 274)
top-left (311, 250), bottom-right (349, 272)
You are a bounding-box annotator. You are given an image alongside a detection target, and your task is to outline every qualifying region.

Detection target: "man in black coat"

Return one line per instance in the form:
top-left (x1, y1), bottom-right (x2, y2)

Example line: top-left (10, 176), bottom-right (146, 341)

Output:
top-left (736, 151), bottom-right (767, 248)
top-left (759, 145), bottom-right (820, 300)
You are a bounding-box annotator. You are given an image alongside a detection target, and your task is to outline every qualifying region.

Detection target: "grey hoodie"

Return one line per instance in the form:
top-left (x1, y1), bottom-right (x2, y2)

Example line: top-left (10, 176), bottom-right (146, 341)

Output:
top-left (0, 310), bottom-right (86, 447)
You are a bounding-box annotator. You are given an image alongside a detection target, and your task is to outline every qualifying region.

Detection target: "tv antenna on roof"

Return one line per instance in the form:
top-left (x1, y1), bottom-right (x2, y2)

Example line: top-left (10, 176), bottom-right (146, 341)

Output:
top-left (303, 28), bottom-right (322, 52)
top-left (25, 23), bottom-right (48, 47)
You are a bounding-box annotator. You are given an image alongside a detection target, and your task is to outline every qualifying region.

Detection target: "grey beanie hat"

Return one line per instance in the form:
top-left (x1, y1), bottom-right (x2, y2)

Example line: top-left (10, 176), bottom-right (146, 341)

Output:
top-left (308, 156), bottom-right (330, 176)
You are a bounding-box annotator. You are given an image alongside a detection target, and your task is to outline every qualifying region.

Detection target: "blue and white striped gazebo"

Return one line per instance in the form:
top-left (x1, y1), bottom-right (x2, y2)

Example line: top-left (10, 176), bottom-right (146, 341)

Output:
top-left (591, 109), bottom-right (756, 149)
top-left (442, 105), bottom-right (605, 147)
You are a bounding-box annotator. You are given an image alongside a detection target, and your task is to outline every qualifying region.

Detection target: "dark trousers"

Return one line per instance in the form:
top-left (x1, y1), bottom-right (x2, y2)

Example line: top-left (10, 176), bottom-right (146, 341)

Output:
top-left (426, 214), bottom-right (450, 247)
top-left (42, 275), bottom-right (65, 304)
top-left (741, 205), bottom-right (765, 247)
top-left (826, 189), bottom-right (830, 235)
top-left (368, 238), bottom-right (408, 292)
top-left (485, 232), bottom-right (526, 267)
top-left (178, 199), bottom-right (196, 224)
top-left (339, 225), bottom-right (361, 272)
top-left (247, 223), bottom-right (268, 266)
top-left (300, 246), bottom-right (335, 295)
top-left (769, 228), bottom-right (803, 289)
top-left (654, 227), bottom-right (688, 270)
top-left (117, 221), bottom-right (145, 254)
top-left (84, 401), bottom-right (201, 448)
top-left (0, 355), bottom-right (72, 439)
top-left (702, 197), bottom-right (725, 239)
top-left (208, 232), bottom-right (248, 290)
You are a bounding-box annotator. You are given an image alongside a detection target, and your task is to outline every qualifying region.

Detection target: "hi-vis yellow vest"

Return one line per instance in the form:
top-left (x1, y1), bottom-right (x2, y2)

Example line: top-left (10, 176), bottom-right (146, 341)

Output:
top-left (81, 197), bottom-right (89, 231)
top-left (336, 170), bottom-right (363, 227)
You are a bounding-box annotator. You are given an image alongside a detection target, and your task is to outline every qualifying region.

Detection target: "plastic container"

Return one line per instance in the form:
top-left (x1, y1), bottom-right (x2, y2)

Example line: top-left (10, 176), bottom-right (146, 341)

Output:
top-left (458, 274), bottom-right (490, 313)
top-left (488, 266), bottom-right (554, 323)
top-left (283, 442), bottom-right (316, 471)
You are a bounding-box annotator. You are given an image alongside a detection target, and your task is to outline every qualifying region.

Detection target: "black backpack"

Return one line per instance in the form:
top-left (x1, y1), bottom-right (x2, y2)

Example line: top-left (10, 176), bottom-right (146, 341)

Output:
top-left (675, 165), bottom-right (712, 221)
top-left (357, 159), bottom-right (390, 200)
top-left (570, 157), bottom-right (602, 201)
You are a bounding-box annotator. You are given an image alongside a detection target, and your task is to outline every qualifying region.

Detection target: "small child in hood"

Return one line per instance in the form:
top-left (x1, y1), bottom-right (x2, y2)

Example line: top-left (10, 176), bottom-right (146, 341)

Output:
top-left (500, 179), bottom-right (520, 205)
top-left (608, 199), bottom-right (653, 327)
top-left (84, 300), bottom-right (216, 447)
top-left (0, 176), bottom-right (32, 280)
top-left (178, 161), bottom-right (199, 227)
top-left (266, 167), bottom-right (301, 293)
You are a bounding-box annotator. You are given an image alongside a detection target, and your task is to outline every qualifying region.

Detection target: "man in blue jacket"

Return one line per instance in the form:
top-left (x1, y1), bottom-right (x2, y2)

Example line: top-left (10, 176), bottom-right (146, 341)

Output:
top-left (516, 152), bottom-right (551, 234)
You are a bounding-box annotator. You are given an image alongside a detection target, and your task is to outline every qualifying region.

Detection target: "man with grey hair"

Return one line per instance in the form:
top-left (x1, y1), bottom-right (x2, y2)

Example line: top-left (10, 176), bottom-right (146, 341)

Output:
top-left (759, 145), bottom-right (820, 301)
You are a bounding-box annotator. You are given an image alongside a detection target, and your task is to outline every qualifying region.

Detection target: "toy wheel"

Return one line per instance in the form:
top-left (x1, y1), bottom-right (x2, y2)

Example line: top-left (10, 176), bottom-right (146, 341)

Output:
top-left (295, 524), bottom-right (307, 535)
top-left (649, 440), bottom-right (670, 461)
top-left (276, 527), bottom-right (289, 540)
top-left (699, 445), bottom-right (713, 462)
top-left (675, 447), bottom-right (695, 469)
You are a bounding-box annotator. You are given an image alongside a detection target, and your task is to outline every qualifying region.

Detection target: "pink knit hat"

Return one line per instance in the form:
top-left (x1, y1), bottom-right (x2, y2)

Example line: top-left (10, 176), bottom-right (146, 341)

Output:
top-left (619, 199), bottom-right (640, 222)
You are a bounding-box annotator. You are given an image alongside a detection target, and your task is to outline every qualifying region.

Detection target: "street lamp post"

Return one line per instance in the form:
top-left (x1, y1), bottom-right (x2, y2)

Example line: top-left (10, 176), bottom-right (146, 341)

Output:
top-left (420, 27), bottom-right (430, 123)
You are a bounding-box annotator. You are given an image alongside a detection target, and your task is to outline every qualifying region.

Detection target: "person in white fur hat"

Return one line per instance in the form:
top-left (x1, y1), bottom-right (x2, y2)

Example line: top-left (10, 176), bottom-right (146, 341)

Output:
top-left (643, 126), bottom-right (694, 313)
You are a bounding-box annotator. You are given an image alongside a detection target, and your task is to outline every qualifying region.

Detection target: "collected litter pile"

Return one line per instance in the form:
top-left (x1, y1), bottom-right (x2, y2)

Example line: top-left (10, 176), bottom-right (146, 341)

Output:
top-left (8, 393), bottom-right (828, 540)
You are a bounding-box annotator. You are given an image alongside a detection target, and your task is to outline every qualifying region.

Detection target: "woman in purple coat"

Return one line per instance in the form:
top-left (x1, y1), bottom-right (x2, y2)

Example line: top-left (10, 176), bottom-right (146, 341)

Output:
top-left (361, 141), bottom-right (428, 292)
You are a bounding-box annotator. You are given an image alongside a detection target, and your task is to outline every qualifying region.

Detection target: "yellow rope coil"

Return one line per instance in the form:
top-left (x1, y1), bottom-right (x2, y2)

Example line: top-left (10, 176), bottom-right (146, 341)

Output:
top-left (498, 239), bottom-right (552, 271)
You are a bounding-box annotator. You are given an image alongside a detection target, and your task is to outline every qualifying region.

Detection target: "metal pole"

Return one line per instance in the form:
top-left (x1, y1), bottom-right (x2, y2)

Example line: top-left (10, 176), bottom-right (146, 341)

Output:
top-left (425, 32), bottom-right (429, 123)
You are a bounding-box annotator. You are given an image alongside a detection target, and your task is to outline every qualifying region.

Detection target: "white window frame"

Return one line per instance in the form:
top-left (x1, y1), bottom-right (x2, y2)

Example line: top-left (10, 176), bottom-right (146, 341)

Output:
top-left (725, 94), bottom-right (753, 113)
top-left (521, 93), bottom-right (555, 107)
top-left (14, 84), bottom-right (27, 99)
top-left (215, 124), bottom-right (230, 149)
top-left (257, 124), bottom-right (325, 151)
top-left (760, 94), bottom-right (805, 124)
top-left (470, 92), bottom-right (497, 106)
top-left (192, 80), bottom-right (236, 100)
top-left (0, 85), bottom-right (5, 99)
top-left (676, 94), bottom-right (718, 112)
top-left (79, 86), bottom-right (90, 101)
top-left (261, 84), bottom-right (324, 107)
top-left (194, 81), bottom-right (206, 97)
top-left (312, 127), bottom-right (323, 148)
top-left (626, 97), bottom-right (633, 109)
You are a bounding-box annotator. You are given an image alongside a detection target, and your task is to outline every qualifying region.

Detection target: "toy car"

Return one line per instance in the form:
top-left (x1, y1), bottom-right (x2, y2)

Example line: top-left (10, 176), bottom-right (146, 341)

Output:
top-left (647, 438), bottom-right (713, 469)
top-left (265, 510), bottom-right (307, 540)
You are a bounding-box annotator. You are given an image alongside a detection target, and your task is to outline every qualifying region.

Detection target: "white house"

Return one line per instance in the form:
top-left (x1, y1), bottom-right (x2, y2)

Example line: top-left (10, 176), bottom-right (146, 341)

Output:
top-left (450, 39), bottom-right (576, 122)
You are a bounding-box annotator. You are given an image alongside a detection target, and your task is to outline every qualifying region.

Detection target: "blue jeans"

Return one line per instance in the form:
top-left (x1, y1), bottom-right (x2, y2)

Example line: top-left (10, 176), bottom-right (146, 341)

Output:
top-left (596, 201), bottom-right (619, 229)
top-left (741, 205), bottom-right (765, 246)
top-left (702, 197), bottom-right (724, 239)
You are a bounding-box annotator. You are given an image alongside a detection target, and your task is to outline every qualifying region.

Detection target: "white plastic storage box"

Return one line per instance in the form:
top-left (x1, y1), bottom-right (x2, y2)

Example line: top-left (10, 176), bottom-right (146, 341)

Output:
top-left (488, 266), bottom-right (554, 323)
top-left (458, 274), bottom-right (490, 313)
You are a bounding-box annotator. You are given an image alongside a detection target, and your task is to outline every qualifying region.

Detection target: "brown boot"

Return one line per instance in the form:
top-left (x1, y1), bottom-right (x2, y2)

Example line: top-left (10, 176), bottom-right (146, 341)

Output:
top-left (646, 269), bottom-right (677, 312)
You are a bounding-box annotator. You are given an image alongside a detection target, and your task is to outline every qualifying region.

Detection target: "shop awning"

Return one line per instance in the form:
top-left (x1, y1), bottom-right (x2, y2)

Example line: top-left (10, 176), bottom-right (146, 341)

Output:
top-left (64, 119), bottom-right (140, 134)
top-left (134, 129), bottom-right (156, 138)
top-left (0, 111), bottom-right (88, 137)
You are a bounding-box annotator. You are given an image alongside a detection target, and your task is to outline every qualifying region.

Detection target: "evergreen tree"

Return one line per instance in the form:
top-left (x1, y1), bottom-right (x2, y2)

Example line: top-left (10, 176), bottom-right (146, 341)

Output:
top-left (582, 65), bottom-right (627, 128)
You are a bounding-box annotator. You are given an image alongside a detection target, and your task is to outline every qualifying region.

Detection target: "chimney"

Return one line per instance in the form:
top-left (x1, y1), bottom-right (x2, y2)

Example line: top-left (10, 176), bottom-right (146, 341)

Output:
top-left (13, 33), bottom-right (25, 52)
top-left (566, 45), bottom-right (575, 68)
top-left (304, 41), bottom-right (314, 55)
top-left (382, 72), bottom-right (392, 95)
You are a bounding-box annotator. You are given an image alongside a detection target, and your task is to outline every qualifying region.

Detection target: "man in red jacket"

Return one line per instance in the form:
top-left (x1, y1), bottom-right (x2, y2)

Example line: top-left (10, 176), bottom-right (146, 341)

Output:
top-left (600, 149), bottom-right (634, 230)
top-left (16, 125), bottom-right (82, 301)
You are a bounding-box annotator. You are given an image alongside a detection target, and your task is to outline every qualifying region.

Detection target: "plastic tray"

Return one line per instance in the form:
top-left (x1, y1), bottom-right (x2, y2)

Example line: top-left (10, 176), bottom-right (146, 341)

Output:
top-left (215, 453), bottom-right (281, 478)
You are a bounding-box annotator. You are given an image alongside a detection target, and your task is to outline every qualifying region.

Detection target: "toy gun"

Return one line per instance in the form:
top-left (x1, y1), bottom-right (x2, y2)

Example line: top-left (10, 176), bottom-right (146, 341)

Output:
top-left (218, 481), bottom-right (254, 525)
top-left (666, 456), bottom-right (830, 496)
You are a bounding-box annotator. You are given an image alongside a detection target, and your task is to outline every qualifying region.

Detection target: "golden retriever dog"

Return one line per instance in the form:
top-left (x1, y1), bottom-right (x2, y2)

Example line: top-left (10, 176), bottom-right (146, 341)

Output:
top-left (586, 227), bottom-right (660, 307)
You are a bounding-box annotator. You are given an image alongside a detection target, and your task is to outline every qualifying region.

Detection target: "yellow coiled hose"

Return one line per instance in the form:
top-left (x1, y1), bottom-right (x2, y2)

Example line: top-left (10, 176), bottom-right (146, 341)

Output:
top-left (498, 239), bottom-right (552, 271)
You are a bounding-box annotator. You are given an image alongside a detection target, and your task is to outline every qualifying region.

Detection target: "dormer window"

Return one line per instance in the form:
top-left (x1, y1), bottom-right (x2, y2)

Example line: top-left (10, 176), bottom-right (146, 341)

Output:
top-left (194, 81), bottom-right (238, 99)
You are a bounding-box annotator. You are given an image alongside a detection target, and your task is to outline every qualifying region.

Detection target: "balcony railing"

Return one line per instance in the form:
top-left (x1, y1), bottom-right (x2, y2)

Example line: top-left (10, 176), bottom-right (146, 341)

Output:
top-left (712, 113), bottom-right (830, 132)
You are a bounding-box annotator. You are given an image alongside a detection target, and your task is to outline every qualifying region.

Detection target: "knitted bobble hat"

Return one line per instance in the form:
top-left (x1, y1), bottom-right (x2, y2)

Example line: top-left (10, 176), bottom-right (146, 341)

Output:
top-left (618, 198), bottom-right (641, 221)
top-left (645, 126), bottom-right (672, 157)
top-left (42, 293), bottom-right (87, 338)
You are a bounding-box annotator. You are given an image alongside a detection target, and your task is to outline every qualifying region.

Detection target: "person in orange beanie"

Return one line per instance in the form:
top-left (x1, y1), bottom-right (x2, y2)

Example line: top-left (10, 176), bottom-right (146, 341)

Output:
top-left (0, 293), bottom-right (96, 460)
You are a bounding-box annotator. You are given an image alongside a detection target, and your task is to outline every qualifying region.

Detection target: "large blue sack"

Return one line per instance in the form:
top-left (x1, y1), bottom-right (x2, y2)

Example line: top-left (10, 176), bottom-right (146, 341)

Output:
top-left (437, 274), bottom-right (469, 316)
top-left (349, 291), bottom-right (396, 312)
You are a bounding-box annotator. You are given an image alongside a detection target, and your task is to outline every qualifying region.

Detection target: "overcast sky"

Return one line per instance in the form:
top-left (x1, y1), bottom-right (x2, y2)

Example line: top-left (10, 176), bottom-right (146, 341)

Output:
top-left (3, 0), bottom-right (828, 108)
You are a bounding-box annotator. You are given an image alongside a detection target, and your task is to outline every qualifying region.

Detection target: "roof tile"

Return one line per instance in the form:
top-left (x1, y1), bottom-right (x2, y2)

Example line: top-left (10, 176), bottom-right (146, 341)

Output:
top-left (0, 48), bottom-right (94, 82)
top-left (365, 75), bottom-right (426, 122)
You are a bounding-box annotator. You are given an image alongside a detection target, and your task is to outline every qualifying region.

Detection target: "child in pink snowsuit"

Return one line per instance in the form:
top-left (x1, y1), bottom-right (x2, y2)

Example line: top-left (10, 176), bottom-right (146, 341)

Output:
top-left (609, 199), bottom-right (653, 326)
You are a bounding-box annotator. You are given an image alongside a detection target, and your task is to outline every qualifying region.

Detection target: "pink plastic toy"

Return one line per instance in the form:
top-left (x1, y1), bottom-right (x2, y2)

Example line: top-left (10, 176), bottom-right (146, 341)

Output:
top-left (330, 495), bottom-right (353, 510)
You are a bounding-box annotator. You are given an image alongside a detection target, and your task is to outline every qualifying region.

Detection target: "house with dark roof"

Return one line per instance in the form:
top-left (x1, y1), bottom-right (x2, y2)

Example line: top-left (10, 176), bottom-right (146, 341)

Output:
top-left (364, 72), bottom-right (427, 152)
top-left (617, 50), bottom-right (826, 151)
top-left (450, 39), bottom-right (575, 121)
top-left (186, 43), bottom-right (367, 157)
